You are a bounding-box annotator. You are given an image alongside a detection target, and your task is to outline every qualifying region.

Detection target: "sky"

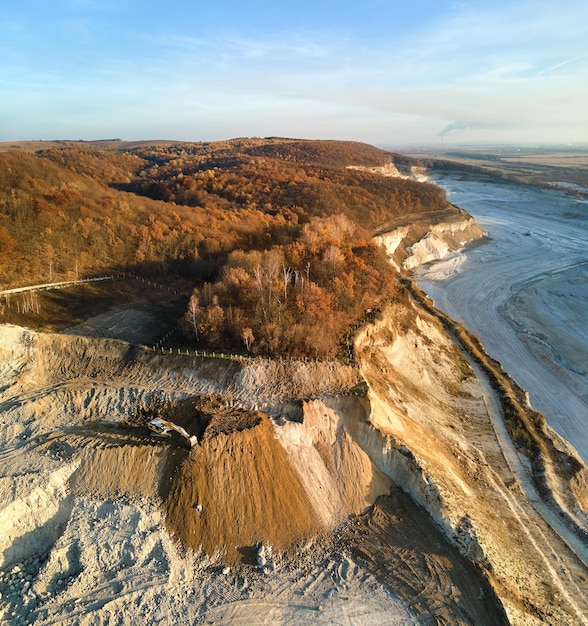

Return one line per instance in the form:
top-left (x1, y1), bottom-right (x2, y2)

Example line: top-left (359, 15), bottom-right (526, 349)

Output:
top-left (1, 0), bottom-right (587, 146)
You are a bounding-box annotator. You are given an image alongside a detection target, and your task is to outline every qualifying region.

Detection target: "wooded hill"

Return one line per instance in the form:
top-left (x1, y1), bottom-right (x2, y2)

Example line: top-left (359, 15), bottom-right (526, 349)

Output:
top-left (0, 138), bottom-right (454, 357)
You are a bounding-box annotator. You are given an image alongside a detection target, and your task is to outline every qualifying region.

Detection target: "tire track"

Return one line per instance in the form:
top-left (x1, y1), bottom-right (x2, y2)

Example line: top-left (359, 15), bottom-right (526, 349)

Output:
top-left (464, 353), bottom-right (588, 623)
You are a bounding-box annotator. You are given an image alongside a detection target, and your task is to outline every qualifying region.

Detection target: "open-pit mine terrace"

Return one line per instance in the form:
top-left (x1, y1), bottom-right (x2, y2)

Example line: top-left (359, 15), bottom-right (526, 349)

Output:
top-left (0, 265), bottom-right (587, 624)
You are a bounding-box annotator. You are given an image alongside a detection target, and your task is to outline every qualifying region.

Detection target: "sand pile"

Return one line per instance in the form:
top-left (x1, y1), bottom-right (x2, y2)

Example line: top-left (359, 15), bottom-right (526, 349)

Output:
top-left (274, 396), bottom-right (392, 528)
top-left (164, 412), bottom-right (321, 563)
top-left (160, 395), bottom-right (392, 563)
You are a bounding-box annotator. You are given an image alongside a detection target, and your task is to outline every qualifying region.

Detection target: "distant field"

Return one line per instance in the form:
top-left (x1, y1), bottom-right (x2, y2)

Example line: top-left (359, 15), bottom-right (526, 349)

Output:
top-left (395, 144), bottom-right (588, 188)
top-left (0, 140), bottom-right (63, 152)
top-left (500, 152), bottom-right (588, 167)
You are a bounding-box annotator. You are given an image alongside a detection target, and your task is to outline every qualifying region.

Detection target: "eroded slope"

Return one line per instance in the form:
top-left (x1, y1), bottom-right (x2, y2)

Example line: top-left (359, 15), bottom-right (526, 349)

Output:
top-left (355, 292), bottom-right (588, 624)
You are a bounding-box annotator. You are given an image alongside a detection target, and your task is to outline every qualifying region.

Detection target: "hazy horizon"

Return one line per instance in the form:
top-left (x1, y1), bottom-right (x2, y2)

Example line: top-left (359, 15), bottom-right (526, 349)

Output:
top-left (5, 138), bottom-right (588, 153)
top-left (2, 1), bottom-right (587, 146)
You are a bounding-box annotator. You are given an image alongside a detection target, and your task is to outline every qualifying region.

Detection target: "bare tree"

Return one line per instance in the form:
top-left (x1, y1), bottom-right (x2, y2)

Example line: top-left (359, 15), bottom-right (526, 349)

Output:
top-left (265, 248), bottom-right (282, 308)
top-left (241, 327), bottom-right (255, 352)
top-left (282, 266), bottom-right (292, 302)
top-left (187, 294), bottom-right (200, 340)
top-left (253, 264), bottom-right (264, 295)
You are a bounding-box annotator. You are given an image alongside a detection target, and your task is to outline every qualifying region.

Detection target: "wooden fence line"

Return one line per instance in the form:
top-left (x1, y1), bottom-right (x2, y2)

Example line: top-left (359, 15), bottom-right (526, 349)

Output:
top-left (0, 272), bottom-right (184, 299)
top-left (1, 274), bottom-right (357, 364)
top-left (0, 274), bottom-right (126, 297)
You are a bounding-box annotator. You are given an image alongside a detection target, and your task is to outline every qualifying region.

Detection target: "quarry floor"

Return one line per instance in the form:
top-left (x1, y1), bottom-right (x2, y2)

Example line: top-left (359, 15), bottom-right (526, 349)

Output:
top-left (0, 325), bottom-right (486, 624)
top-left (0, 307), bottom-right (508, 625)
top-left (415, 176), bottom-right (588, 464)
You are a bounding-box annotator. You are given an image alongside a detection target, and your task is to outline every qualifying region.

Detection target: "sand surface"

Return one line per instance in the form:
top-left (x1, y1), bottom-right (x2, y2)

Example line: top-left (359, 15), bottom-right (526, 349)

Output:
top-left (2, 324), bottom-right (478, 625)
top-left (415, 177), bottom-right (588, 463)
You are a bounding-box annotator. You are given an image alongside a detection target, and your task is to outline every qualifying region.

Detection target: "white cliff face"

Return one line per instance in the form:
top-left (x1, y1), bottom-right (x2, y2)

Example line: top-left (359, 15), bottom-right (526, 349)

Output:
top-left (404, 232), bottom-right (450, 269)
top-left (402, 217), bottom-right (485, 270)
top-left (374, 217), bottom-right (485, 271)
top-left (347, 159), bottom-right (485, 270)
top-left (346, 162), bottom-right (429, 181)
top-left (372, 227), bottom-right (410, 271)
top-left (346, 162), bottom-right (405, 177)
top-left (409, 165), bottom-right (428, 182)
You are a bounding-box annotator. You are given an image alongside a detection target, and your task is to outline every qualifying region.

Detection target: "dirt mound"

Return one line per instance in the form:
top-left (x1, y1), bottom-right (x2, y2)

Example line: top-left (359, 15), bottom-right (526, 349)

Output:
top-left (163, 413), bottom-right (321, 563)
top-left (344, 489), bottom-right (508, 626)
top-left (70, 443), bottom-right (165, 501)
top-left (131, 394), bottom-right (391, 563)
top-left (274, 397), bottom-right (393, 529)
top-left (203, 407), bottom-right (262, 440)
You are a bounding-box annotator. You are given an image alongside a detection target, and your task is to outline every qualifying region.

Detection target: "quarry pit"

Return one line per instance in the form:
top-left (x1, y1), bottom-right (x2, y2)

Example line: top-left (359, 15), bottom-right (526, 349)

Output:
top-left (1, 281), bottom-right (587, 624)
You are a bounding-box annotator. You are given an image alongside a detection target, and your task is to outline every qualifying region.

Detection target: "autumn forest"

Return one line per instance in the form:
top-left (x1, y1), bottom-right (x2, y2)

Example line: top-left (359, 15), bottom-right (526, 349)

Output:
top-left (0, 138), bottom-right (453, 358)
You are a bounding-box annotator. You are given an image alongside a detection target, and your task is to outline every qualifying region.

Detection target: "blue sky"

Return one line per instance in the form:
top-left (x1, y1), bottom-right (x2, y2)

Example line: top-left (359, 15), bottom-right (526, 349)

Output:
top-left (1, 0), bottom-right (587, 145)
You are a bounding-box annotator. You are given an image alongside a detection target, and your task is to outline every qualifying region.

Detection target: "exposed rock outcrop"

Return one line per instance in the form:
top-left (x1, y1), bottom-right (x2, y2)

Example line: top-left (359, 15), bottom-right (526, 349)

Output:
top-left (349, 157), bottom-right (486, 270)
top-left (354, 295), bottom-right (588, 624)
top-left (375, 215), bottom-right (485, 271)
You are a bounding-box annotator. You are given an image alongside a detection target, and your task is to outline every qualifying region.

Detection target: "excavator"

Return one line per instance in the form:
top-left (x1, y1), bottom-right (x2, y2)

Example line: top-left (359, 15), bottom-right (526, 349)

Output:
top-left (148, 418), bottom-right (198, 449)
